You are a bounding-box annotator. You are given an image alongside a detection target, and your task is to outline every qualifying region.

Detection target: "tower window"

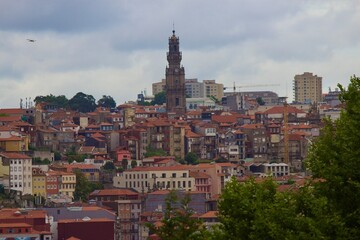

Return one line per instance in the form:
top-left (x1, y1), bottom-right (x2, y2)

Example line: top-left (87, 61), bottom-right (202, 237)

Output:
top-left (176, 98), bottom-right (180, 106)
top-left (174, 45), bottom-right (177, 51)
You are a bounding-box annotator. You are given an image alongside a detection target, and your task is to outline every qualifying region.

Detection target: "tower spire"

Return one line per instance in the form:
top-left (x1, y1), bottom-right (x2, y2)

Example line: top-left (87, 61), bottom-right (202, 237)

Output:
top-left (165, 30), bottom-right (186, 117)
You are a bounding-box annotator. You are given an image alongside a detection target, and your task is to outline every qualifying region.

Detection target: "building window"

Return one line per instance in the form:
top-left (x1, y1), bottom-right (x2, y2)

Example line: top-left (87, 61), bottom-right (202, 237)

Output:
top-left (176, 98), bottom-right (179, 106)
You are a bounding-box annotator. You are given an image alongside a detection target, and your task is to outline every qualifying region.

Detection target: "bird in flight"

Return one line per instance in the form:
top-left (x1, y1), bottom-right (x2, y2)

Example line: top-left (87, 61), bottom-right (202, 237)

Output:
top-left (27, 39), bottom-right (36, 42)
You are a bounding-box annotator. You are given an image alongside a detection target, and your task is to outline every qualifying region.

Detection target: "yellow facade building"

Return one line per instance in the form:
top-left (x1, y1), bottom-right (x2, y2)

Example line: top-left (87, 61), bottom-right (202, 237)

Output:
top-left (32, 167), bottom-right (46, 198)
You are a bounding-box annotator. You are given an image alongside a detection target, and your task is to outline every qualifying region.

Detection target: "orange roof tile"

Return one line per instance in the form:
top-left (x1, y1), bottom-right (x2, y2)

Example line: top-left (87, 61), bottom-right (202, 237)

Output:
top-left (0, 108), bottom-right (25, 115)
top-left (263, 106), bottom-right (306, 115)
top-left (0, 152), bottom-right (31, 159)
top-left (0, 136), bottom-right (23, 141)
top-left (0, 116), bottom-right (22, 122)
top-left (90, 189), bottom-right (138, 197)
top-left (199, 211), bottom-right (218, 219)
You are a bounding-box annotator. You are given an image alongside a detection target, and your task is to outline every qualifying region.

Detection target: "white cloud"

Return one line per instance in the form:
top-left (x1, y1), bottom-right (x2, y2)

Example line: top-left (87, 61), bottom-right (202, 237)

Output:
top-left (0, 0), bottom-right (360, 107)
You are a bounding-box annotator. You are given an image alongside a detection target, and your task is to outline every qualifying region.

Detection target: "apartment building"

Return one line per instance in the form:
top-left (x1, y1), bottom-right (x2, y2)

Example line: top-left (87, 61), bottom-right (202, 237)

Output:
top-left (153, 78), bottom-right (224, 100)
top-left (46, 170), bottom-right (76, 198)
top-left (0, 152), bottom-right (33, 195)
top-left (113, 165), bottom-right (195, 193)
top-left (293, 72), bottom-right (323, 103)
top-left (32, 167), bottom-right (46, 199)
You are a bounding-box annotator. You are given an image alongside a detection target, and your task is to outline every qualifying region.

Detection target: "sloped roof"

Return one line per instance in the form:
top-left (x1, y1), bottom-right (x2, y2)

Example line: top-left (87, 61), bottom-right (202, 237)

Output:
top-left (199, 211), bottom-right (218, 219)
top-left (0, 152), bottom-right (31, 159)
top-left (90, 189), bottom-right (138, 197)
top-left (263, 106), bottom-right (306, 115)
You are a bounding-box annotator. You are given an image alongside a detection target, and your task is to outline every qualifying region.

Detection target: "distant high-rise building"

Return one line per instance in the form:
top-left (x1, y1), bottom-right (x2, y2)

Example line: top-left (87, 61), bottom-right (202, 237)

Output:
top-left (293, 72), bottom-right (322, 103)
top-left (152, 79), bottom-right (166, 96)
top-left (185, 79), bottom-right (224, 99)
top-left (165, 30), bottom-right (186, 116)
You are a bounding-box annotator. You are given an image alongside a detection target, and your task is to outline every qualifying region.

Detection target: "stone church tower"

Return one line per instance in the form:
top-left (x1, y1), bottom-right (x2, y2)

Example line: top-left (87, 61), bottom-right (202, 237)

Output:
top-left (165, 30), bottom-right (186, 116)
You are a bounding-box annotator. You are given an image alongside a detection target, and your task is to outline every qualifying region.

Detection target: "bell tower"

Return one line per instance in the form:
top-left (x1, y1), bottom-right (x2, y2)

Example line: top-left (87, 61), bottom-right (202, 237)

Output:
top-left (165, 30), bottom-right (186, 116)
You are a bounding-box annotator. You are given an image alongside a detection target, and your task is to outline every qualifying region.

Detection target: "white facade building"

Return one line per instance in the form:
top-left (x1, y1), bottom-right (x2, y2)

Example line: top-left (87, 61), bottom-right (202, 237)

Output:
top-left (113, 165), bottom-right (195, 193)
top-left (4, 153), bottom-right (33, 195)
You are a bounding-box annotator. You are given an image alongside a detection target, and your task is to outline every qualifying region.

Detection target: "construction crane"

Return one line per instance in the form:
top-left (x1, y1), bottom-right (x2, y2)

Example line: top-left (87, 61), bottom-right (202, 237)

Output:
top-left (283, 102), bottom-right (289, 165)
top-left (223, 82), bottom-right (280, 92)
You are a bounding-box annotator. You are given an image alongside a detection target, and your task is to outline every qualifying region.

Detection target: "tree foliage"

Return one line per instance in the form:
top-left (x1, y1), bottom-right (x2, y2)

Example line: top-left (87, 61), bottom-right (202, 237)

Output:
top-left (306, 75), bottom-right (360, 237)
top-left (103, 161), bottom-right (116, 171)
top-left (212, 76), bottom-right (360, 240)
top-left (97, 95), bottom-right (116, 108)
top-left (32, 157), bottom-right (51, 165)
top-left (185, 152), bottom-right (199, 165)
top-left (144, 146), bottom-right (168, 158)
top-left (131, 160), bottom-right (137, 168)
top-left (256, 97), bottom-right (265, 106)
top-left (217, 177), bottom-right (344, 240)
top-left (147, 191), bottom-right (206, 240)
top-left (74, 170), bottom-right (103, 202)
top-left (74, 170), bottom-right (92, 202)
top-left (34, 94), bottom-right (69, 108)
top-left (151, 91), bottom-right (166, 105)
top-left (121, 159), bottom-right (128, 170)
top-left (68, 92), bottom-right (97, 113)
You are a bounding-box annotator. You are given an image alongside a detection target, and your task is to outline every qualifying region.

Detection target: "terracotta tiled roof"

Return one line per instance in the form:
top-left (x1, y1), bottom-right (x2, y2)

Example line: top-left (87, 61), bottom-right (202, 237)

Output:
top-left (0, 208), bottom-right (47, 220)
top-left (66, 237), bottom-right (81, 240)
top-left (91, 132), bottom-right (105, 138)
top-left (240, 123), bottom-right (264, 129)
top-left (0, 126), bottom-right (14, 131)
top-left (189, 171), bottom-right (211, 179)
top-left (185, 130), bottom-right (202, 138)
top-left (263, 106), bottom-right (306, 114)
top-left (0, 136), bottom-right (23, 141)
top-left (90, 189), bottom-right (138, 197)
top-left (212, 115), bottom-right (238, 124)
top-left (0, 108), bottom-right (25, 115)
top-left (199, 211), bottom-right (218, 219)
top-left (0, 116), bottom-right (21, 122)
top-left (0, 152), bottom-right (31, 159)
top-left (65, 164), bottom-right (99, 171)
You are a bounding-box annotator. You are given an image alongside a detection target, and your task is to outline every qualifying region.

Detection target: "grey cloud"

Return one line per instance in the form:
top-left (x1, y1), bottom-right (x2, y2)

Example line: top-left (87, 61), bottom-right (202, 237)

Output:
top-left (0, 0), bottom-right (126, 32)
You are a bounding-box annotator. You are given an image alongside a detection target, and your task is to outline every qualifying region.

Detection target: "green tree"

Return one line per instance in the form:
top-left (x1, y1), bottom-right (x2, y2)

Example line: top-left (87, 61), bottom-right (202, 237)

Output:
top-left (256, 97), bottom-right (265, 105)
top-left (144, 146), bottom-right (168, 157)
top-left (151, 91), bottom-right (166, 105)
top-left (54, 151), bottom-right (62, 161)
top-left (306, 75), bottom-right (360, 238)
top-left (97, 95), bottom-right (116, 108)
top-left (69, 92), bottom-right (97, 113)
top-left (185, 152), bottom-right (199, 165)
top-left (74, 170), bottom-right (104, 202)
top-left (103, 161), bottom-right (116, 171)
top-left (74, 170), bottom-right (92, 202)
top-left (34, 94), bottom-right (69, 108)
top-left (121, 159), bottom-right (128, 170)
top-left (215, 157), bottom-right (228, 163)
top-left (147, 191), bottom-right (206, 240)
top-left (131, 160), bottom-right (137, 168)
top-left (217, 177), bottom-right (343, 240)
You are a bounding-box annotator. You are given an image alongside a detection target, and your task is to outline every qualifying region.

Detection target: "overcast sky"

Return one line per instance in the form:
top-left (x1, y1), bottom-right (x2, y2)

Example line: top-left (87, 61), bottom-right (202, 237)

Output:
top-left (1, 0), bottom-right (359, 108)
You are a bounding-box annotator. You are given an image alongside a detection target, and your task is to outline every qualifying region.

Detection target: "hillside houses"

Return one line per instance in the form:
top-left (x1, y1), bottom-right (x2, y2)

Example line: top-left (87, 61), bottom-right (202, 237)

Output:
top-left (0, 101), bottom-right (323, 204)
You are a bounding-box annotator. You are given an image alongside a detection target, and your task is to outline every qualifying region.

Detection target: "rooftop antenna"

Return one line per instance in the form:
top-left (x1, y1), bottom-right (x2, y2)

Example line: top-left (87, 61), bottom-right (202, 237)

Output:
top-left (172, 22), bottom-right (175, 35)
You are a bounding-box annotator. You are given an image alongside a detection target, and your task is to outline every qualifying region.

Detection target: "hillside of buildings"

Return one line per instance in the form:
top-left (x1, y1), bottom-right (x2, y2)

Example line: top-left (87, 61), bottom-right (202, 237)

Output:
top-left (0, 30), bottom-right (354, 240)
top-left (0, 75), bottom-right (352, 239)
